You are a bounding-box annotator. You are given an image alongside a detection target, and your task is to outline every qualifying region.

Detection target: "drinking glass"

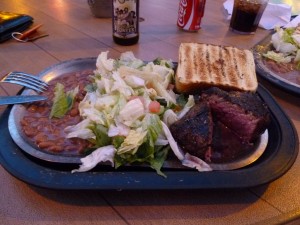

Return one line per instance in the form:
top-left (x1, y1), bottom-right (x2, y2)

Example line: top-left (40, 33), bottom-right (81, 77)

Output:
top-left (230, 0), bottom-right (269, 34)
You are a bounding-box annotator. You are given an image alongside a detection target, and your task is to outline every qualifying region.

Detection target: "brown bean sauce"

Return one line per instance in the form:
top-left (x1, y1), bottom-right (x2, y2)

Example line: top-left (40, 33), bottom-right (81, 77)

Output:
top-left (21, 70), bottom-right (94, 155)
top-left (263, 59), bottom-right (300, 85)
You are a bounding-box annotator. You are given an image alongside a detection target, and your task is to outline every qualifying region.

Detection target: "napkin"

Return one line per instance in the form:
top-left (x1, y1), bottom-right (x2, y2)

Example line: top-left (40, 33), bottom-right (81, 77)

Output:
top-left (285, 15), bottom-right (300, 28)
top-left (223, 0), bottom-right (292, 30)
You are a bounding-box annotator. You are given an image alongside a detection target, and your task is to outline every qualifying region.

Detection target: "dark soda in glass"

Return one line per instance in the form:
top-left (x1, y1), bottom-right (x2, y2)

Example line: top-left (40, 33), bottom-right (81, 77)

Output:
top-left (230, 0), bottom-right (268, 34)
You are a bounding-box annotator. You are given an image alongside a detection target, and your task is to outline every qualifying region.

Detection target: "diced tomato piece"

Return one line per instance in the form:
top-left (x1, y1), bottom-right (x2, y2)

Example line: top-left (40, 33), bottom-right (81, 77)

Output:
top-left (148, 101), bottom-right (161, 113)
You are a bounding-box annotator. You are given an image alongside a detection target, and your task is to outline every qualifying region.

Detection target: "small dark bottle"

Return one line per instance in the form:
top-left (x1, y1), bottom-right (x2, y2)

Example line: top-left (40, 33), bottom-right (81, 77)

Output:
top-left (112, 0), bottom-right (139, 46)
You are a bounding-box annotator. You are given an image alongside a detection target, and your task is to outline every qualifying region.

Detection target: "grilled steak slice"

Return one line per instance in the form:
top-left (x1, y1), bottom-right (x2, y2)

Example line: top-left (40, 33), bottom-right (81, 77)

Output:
top-left (170, 101), bottom-right (213, 161)
top-left (201, 87), bottom-right (270, 142)
top-left (210, 120), bottom-right (254, 163)
top-left (170, 87), bottom-right (270, 164)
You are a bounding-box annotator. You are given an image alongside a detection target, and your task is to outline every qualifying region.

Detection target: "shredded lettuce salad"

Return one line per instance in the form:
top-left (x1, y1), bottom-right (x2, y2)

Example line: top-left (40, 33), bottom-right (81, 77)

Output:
top-left (52, 51), bottom-right (212, 177)
top-left (263, 25), bottom-right (300, 70)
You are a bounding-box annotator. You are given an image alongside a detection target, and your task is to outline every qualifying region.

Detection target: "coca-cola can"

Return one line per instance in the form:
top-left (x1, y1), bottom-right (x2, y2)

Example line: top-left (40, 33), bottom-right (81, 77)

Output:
top-left (177, 0), bottom-right (206, 31)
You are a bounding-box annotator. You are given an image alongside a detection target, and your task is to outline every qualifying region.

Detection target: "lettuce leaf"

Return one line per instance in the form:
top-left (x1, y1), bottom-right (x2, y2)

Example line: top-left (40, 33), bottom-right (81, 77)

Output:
top-left (117, 51), bottom-right (145, 69)
top-left (150, 146), bottom-right (169, 178)
top-left (89, 124), bottom-right (111, 148)
top-left (283, 27), bottom-right (296, 44)
top-left (71, 145), bottom-right (116, 173)
top-left (65, 119), bottom-right (95, 139)
top-left (50, 83), bottom-right (79, 119)
top-left (114, 114), bottom-right (166, 176)
top-left (263, 51), bottom-right (293, 63)
top-left (271, 27), bottom-right (298, 53)
top-left (95, 51), bottom-right (115, 75)
top-left (177, 95), bottom-right (195, 119)
top-left (153, 57), bottom-right (174, 69)
top-left (142, 114), bottom-right (162, 148)
top-left (117, 129), bottom-right (147, 155)
top-left (119, 98), bottom-right (145, 127)
top-left (65, 128), bottom-right (95, 140)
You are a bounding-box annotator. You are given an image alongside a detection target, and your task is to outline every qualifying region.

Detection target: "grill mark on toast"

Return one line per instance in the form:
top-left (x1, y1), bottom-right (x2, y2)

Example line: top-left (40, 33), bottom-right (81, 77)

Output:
top-left (232, 47), bottom-right (243, 90)
top-left (196, 44), bottom-right (202, 83)
top-left (237, 49), bottom-right (246, 79)
top-left (224, 47), bottom-right (235, 86)
top-left (185, 44), bottom-right (192, 82)
top-left (210, 45), bottom-right (221, 85)
top-left (193, 44), bottom-right (198, 82)
top-left (219, 47), bottom-right (226, 79)
top-left (237, 49), bottom-right (247, 90)
top-left (227, 47), bottom-right (239, 89)
top-left (233, 47), bottom-right (244, 80)
top-left (200, 44), bottom-right (207, 83)
top-left (205, 44), bottom-right (212, 81)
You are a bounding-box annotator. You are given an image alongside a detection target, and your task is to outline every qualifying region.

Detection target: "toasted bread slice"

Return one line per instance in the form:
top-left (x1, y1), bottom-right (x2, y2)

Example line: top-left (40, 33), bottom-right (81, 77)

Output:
top-left (175, 43), bottom-right (258, 93)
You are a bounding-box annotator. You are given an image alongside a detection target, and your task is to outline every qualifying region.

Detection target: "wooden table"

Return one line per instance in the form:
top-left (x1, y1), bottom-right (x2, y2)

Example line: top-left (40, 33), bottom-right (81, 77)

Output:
top-left (1, 0), bottom-right (300, 224)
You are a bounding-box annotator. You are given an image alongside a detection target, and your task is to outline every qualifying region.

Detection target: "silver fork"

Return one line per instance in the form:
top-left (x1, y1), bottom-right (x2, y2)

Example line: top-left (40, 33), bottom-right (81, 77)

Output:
top-left (1, 71), bottom-right (49, 93)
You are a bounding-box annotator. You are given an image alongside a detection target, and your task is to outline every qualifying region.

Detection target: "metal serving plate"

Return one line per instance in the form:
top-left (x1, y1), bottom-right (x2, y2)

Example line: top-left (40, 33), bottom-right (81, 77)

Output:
top-left (7, 57), bottom-right (269, 171)
top-left (253, 33), bottom-right (300, 96)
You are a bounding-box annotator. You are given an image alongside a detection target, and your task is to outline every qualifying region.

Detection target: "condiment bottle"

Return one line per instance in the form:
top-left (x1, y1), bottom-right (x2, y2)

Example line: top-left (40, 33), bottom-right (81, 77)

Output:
top-left (112, 0), bottom-right (139, 46)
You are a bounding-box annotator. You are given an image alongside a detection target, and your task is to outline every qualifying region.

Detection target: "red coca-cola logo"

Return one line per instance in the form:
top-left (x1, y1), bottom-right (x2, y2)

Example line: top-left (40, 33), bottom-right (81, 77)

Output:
top-left (177, 0), bottom-right (188, 27)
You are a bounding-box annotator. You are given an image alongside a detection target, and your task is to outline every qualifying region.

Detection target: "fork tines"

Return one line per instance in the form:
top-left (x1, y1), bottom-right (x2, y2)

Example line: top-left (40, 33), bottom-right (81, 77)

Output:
top-left (1, 71), bottom-right (49, 92)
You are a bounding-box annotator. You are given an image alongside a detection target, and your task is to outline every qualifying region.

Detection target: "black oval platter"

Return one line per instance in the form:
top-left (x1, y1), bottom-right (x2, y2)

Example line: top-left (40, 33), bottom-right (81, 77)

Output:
top-left (0, 58), bottom-right (298, 190)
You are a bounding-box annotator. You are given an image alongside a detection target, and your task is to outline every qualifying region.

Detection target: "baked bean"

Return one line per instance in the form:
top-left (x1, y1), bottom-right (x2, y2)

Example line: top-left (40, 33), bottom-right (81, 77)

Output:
top-left (23, 128), bottom-right (37, 137)
top-left (20, 119), bottom-right (29, 127)
top-left (36, 106), bottom-right (47, 114)
top-left (69, 108), bottom-right (79, 117)
top-left (38, 117), bottom-right (49, 123)
top-left (51, 129), bottom-right (61, 137)
top-left (37, 125), bottom-right (46, 131)
top-left (35, 133), bottom-right (48, 144)
top-left (64, 146), bottom-right (74, 151)
top-left (23, 116), bottom-right (36, 123)
top-left (38, 141), bottom-right (55, 149)
top-left (28, 105), bottom-right (38, 112)
top-left (30, 121), bottom-right (40, 128)
top-left (48, 145), bottom-right (64, 152)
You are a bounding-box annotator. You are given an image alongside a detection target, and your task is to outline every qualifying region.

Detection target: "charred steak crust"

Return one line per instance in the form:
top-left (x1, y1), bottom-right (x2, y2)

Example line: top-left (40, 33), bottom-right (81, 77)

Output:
top-left (170, 101), bottom-right (213, 160)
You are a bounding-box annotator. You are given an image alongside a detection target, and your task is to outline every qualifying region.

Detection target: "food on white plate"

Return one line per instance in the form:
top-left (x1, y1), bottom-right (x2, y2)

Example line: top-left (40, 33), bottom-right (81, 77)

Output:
top-left (175, 43), bottom-right (258, 93)
top-left (263, 25), bottom-right (300, 73)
